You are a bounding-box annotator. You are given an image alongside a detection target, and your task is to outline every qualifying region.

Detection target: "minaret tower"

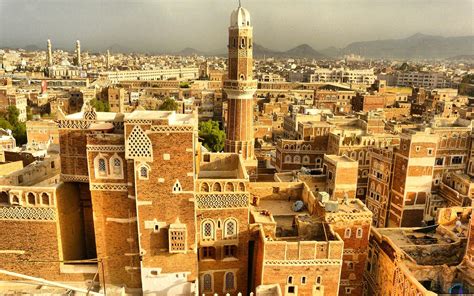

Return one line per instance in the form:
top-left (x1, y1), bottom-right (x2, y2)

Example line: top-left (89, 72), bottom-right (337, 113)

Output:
top-left (223, 3), bottom-right (257, 163)
top-left (75, 40), bottom-right (82, 67)
top-left (47, 39), bottom-right (53, 67)
top-left (106, 49), bottom-right (110, 70)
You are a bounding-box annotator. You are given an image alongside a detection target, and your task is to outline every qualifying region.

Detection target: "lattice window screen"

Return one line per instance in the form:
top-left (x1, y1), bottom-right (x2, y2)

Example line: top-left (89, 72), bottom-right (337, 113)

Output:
top-left (169, 224), bottom-right (186, 253)
top-left (126, 125), bottom-right (153, 160)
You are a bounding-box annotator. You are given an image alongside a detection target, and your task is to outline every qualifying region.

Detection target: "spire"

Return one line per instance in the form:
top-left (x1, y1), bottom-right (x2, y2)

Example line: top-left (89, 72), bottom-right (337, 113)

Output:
top-left (238, 0), bottom-right (241, 7)
top-left (75, 40), bottom-right (82, 67)
top-left (47, 39), bottom-right (53, 67)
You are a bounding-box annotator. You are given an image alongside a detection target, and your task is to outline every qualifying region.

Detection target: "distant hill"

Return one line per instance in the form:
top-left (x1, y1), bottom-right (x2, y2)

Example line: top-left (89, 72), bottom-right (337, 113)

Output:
top-left (172, 43), bottom-right (325, 59)
top-left (340, 33), bottom-right (474, 59)
top-left (176, 47), bottom-right (208, 56)
top-left (447, 54), bottom-right (474, 61)
top-left (283, 44), bottom-right (325, 59)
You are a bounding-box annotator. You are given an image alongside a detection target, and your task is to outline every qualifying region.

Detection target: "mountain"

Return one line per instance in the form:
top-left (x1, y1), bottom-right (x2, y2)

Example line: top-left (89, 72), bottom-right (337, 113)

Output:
top-left (283, 44), bottom-right (325, 59)
top-left (172, 43), bottom-right (326, 59)
top-left (340, 33), bottom-right (474, 59)
top-left (252, 43), bottom-right (278, 58)
top-left (175, 47), bottom-right (208, 56)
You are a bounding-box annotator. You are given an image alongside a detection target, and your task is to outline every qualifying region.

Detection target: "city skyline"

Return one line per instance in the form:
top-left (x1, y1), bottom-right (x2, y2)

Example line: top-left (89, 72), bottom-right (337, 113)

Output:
top-left (0, 0), bottom-right (473, 53)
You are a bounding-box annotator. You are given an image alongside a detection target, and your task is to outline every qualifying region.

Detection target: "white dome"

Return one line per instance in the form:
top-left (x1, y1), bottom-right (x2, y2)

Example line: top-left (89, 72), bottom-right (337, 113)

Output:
top-left (230, 6), bottom-right (251, 28)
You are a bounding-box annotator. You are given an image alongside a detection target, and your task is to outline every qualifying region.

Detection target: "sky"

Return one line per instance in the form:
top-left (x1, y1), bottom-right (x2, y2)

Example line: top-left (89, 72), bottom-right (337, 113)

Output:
top-left (0, 0), bottom-right (472, 53)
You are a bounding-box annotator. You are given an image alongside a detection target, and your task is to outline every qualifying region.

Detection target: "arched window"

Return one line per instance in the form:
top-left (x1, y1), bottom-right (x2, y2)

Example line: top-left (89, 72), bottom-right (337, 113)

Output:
top-left (27, 192), bottom-right (36, 206)
top-left (285, 155), bottom-right (292, 163)
top-left (201, 182), bottom-right (210, 192)
top-left (240, 38), bottom-right (245, 48)
top-left (238, 182), bottom-right (245, 191)
top-left (110, 155), bottom-right (123, 178)
top-left (344, 228), bottom-right (351, 238)
top-left (356, 227), bottom-right (363, 238)
top-left (202, 274), bottom-right (212, 292)
top-left (96, 157), bottom-right (107, 177)
top-left (239, 74), bottom-right (245, 80)
top-left (288, 276), bottom-right (293, 284)
top-left (225, 272), bottom-right (235, 291)
top-left (41, 192), bottom-right (50, 206)
top-left (225, 182), bottom-right (234, 192)
top-left (224, 218), bottom-right (238, 239)
top-left (316, 275), bottom-right (322, 285)
top-left (302, 155), bottom-right (310, 164)
top-left (138, 164), bottom-right (150, 180)
top-left (212, 182), bottom-right (222, 192)
top-left (294, 155), bottom-right (301, 163)
top-left (202, 220), bottom-right (215, 240)
top-left (0, 192), bottom-right (8, 205)
top-left (173, 180), bottom-right (182, 192)
top-left (11, 195), bottom-right (20, 205)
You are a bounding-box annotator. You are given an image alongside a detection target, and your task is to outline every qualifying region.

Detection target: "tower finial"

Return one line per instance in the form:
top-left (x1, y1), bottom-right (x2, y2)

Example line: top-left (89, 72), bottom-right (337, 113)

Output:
top-left (238, 0), bottom-right (241, 7)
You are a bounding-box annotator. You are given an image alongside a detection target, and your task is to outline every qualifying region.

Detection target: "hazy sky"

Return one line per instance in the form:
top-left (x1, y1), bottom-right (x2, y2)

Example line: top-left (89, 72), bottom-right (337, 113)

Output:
top-left (0, 0), bottom-right (472, 52)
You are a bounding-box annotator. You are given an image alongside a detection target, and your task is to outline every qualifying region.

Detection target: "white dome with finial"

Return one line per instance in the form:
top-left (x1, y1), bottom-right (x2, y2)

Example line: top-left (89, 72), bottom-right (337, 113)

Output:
top-left (230, 4), bottom-right (251, 28)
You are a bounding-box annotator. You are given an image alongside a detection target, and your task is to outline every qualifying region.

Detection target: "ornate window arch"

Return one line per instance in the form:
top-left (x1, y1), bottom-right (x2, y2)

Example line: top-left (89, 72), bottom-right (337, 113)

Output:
top-left (344, 228), bottom-right (352, 238)
top-left (356, 227), bottom-right (363, 238)
top-left (284, 155), bottom-right (292, 163)
top-left (201, 219), bottom-right (215, 240)
top-left (137, 163), bottom-right (150, 180)
top-left (223, 218), bottom-right (238, 239)
top-left (224, 272), bottom-right (235, 291)
top-left (302, 155), bottom-right (310, 164)
top-left (11, 194), bottom-right (20, 206)
top-left (212, 182), bottom-right (222, 192)
top-left (294, 155), bottom-right (301, 163)
top-left (225, 182), bottom-right (234, 192)
top-left (126, 125), bottom-right (153, 161)
top-left (202, 273), bottom-right (213, 293)
top-left (27, 192), bottom-right (36, 206)
top-left (41, 192), bottom-right (50, 206)
top-left (0, 191), bottom-right (8, 205)
top-left (94, 154), bottom-right (108, 178)
top-left (173, 180), bottom-right (182, 192)
top-left (238, 182), bottom-right (245, 191)
top-left (109, 154), bottom-right (124, 179)
top-left (200, 182), bottom-right (210, 192)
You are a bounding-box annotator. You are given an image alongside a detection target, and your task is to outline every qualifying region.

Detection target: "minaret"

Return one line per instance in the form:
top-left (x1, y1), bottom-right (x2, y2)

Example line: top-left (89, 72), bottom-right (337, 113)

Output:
top-left (106, 50), bottom-right (110, 70)
top-left (47, 39), bottom-right (52, 67)
top-left (223, 3), bottom-right (257, 162)
top-left (75, 40), bottom-right (81, 67)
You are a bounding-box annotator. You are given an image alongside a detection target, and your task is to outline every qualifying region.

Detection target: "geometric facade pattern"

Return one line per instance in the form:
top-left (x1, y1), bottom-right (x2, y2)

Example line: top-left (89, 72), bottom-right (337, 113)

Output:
top-left (126, 125), bottom-right (153, 161)
top-left (195, 193), bottom-right (249, 209)
top-left (0, 207), bottom-right (56, 221)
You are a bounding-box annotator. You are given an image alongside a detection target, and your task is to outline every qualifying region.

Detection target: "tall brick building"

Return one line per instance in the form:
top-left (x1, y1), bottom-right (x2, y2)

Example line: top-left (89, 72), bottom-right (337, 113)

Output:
top-left (223, 4), bottom-right (258, 176)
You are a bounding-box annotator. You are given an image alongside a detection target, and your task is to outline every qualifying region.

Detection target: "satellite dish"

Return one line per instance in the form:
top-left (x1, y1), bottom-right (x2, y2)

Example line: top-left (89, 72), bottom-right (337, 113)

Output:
top-left (292, 200), bottom-right (304, 212)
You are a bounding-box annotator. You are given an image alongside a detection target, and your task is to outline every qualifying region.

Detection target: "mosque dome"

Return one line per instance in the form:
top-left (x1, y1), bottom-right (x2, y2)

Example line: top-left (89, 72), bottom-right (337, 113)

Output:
top-left (60, 59), bottom-right (71, 66)
top-left (230, 5), bottom-right (251, 28)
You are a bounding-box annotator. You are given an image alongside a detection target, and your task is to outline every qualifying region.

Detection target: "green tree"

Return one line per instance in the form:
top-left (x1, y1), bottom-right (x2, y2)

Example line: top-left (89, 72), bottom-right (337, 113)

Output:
top-left (89, 99), bottom-right (110, 112)
top-left (0, 106), bottom-right (27, 146)
top-left (199, 120), bottom-right (226, 152)
top-left (159, 98), bottom-right (179, 111)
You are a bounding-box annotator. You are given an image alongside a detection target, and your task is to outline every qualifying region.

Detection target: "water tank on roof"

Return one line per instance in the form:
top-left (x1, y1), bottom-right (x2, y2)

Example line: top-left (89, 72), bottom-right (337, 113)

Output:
top-left (292, 200), bottom-right (304, 212)
top-left (318, 191), bottom-right (330, 203)
top-left (325, 200), bottom-right (339, 212)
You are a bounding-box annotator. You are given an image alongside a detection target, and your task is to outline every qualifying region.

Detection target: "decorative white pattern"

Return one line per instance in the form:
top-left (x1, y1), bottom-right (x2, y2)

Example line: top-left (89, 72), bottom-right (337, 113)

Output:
top-left (90, 183), bottom-right (128, 191)
top-left (195, 193), bottom-right (249, 209)
top-left (150, 125), bottom-right (194, 133)
top-left (126, 125), bottom-right (153, 161)
top-left (87, 145), bottom-right (125, 152)
top-left (264, 259), bottom-right (342, 266)
top-left (57, 120), bottom-right (91, 130)
top-left (125, 120), bottom-right (152, 125)
top-left (0, 207), bottom-right (56, 221)
top-left (61, 174), bottom-right (89, 183)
